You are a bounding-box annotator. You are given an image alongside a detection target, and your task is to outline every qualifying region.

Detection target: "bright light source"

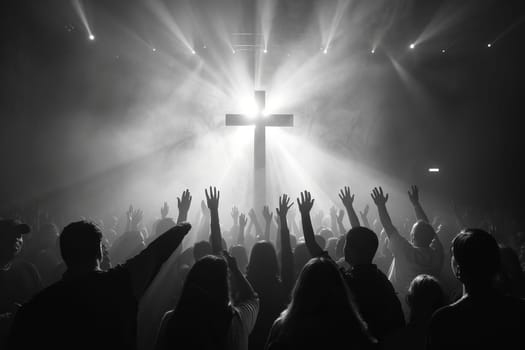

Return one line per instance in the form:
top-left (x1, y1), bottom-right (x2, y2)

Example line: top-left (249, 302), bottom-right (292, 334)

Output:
top-left (323, 49), bottom-right (328, 54)
top-left (152, 47), bottom-right (157, 52)
top-left (88, 34), bottom-right (95, 41)
top-left (263, 49), bottom-right (267, 53)
top-left (371, 49), bottom-right (375, 54)
top-left (409, 43), bottom-right (415, 49)
top-left (487, 43), bottom-right (492, 48)
top-left (191, 50), bottom-right (196, 55)
top-left (441, 49), bottom-right (446, 53)
top-left (238, 96), bottom-right (260, 118)
top-left (232, 49), bottom-right (236, 54)
top-left (428, 168), bottom-right (440, 173)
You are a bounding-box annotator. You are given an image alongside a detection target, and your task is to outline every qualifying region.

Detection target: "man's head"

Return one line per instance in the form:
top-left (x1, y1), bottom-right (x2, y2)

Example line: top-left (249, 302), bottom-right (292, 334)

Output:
top-left (451, 229), bottom-right (500, 289)
top-left (0, 219), bottom-right (30, 267)
top-left (344, 227), bottom-right (378, 266)
top-left (410, 220), bottom-right (435, 247)
top-left (60, 221), bottom-right (103, 270)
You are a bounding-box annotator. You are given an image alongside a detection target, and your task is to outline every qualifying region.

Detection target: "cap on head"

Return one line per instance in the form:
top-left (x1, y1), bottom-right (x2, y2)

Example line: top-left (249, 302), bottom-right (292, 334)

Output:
top-left (0, 219), bottom-right (31, 236)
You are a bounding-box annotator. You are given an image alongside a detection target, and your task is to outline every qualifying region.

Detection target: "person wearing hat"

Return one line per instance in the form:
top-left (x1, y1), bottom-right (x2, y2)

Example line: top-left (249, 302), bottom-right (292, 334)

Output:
top-left (0, 219), bottom-right (41, 347)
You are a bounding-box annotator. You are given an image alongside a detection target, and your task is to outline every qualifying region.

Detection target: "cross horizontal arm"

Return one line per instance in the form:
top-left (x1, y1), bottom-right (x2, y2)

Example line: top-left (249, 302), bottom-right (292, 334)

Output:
top-left (225, 114), bottom-right (294, 127)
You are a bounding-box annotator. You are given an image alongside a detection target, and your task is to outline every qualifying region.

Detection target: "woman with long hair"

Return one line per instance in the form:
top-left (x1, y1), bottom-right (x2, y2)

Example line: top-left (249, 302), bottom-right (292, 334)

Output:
top-left (265, 256), bottom-right (376, 349)
top-left (246, 195), bottom-right (295, 350)
top-left (156, 187), bottom-right (259, 350)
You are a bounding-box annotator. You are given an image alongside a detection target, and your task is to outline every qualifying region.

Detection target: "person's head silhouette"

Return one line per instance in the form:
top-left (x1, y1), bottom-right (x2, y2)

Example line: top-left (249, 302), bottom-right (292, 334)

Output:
top-left (451, 229), bottom-right (500, 292)
top-left (406, 274), bottom-right (445, 323)
top-left (193, 240), bottom-right (212, 262)
top-left (60, 221), bottom-right (102, 271)
top-left (410, 220), bottom-right (435, 248)
top-left (247, 241), bottom-right (279, 282)
top-left (0, 219), bottom-right (30, 268)
top-left (344, 227), bottom-right (378, 266)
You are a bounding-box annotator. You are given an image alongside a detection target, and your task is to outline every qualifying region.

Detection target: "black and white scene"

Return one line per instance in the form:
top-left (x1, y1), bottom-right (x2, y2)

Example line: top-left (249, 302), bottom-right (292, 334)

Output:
top-left (1, 0), bottom-right (525, 349)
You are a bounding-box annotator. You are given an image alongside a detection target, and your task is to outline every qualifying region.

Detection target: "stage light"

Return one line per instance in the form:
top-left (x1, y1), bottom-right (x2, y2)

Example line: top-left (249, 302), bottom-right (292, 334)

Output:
top-left (441, 49), bottom-right (446, 53)
top-left (152, 47), bottom-right (157, 52)
top-left (263, 49), bottom-right (267, 53)
top-left (191, 50), bottom-right (196, 55)
top-left (89, 34), bottom-right (95, 41)
top-left (232, 49), bottom-right (236, 54)
top-left (323, 48), bottom-right (328, 54)
top-left (487, 43), bottom-right (492, 48)
top-left (371, 49), bottom-right (375, 54)
top-left (409, 43), bottom-right (415, 49)
top-left (428, 168), bottom-right (440, 173)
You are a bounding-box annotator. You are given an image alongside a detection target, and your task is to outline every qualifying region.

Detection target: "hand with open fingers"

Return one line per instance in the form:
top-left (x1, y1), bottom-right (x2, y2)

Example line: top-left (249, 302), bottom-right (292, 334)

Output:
top-left (205, 187), bottom-right (220, 211)
top-left (339, 186), bottom-right (355, 208)
top-left (297, 190), bottom-right (315, 215)
top-left (408, 185), bottom-right (419, 204)
top-left (276, 194), bottom-right (294, 218)
top-left (160, 202), bottom-right (169, 219)
top-left (239, 213), bottom-right (248, 227)
top-left (177, 189), bottom-right (192, 214)
top-left (262, 205), bottom-right (273, 223)
top-left (371, 187), bottom-right (389, 206)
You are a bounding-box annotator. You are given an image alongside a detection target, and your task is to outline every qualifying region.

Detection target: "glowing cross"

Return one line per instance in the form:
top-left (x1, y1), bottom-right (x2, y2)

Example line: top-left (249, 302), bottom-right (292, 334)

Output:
top-left (226, 91), bottom-right (293, 211)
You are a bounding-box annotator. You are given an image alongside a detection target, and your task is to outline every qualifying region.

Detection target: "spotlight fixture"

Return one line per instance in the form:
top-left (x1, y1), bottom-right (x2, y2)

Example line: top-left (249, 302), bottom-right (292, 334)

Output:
top-left (487, 43), bottom-right (492, 48)
top-left (152, 47), bottom-right (157, 52)
top-left (89, 34), bottom-right (95, 41)
top-left (371, 49), bottom-right (375, 54)
top-left (441, 49), bottom-right (446, 53)
top-left (323, 49), bottom-right (328, 54)
top-left (428, 168), bottom-right (440, 173)
top-left (263, 49), bottom-right (267, 53)
top-left (191, 50), bottom-right (196, 55)
top-left (409, 43), bottom-right (415, 49)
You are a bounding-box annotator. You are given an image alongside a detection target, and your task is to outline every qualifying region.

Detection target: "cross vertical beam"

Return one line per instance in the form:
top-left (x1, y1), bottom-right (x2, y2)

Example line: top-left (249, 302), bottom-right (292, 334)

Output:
top-left (226, 91), bottom-right (293, 212)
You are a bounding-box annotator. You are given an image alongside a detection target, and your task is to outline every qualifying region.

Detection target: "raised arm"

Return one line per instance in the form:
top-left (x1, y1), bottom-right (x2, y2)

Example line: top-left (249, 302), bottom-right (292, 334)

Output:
top-left (176, 189), bottom-right (192, 224)
top-left (223, 251), bottom-right (257, 304)
top-left (408, 185), bottom-right (430, 223)
top-left (371, 187), bottom-right (399, 238)
top-left (339, 186), bottom-right (360, 228)
top-left (205, 186), bottom-right (222, 254)
top-left (125, 222), bottom-right (191, 299)
top-left (262, 205), bottom-right (273, 242)
top-left (276, 194), bottom-right (295, 295)
top-left (359, 204), bottom-right (371, 229)
top-left (237, 213), bottom-right (247, 246)
top-left (330, 206), bottom-right (339, 236)
top-left (196, 200), bottom-right (211, 242)
top-left (297, 190), bottom-right (324, 257)
top-left (336, 209), bottom-right (346, 236)
top-left (248, 209), bottom-right (263, 240)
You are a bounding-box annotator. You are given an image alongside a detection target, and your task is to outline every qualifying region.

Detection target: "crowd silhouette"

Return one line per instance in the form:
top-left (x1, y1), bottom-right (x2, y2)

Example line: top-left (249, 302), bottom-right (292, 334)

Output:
top-left (1, 184), bottom-right (525, 350)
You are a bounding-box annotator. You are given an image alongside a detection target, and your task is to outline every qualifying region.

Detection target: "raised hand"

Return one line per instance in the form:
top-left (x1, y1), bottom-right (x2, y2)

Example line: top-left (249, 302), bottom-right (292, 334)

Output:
top-left (371, 187), bottom-right (389, 206)
top-left (408, 185), bottom-right (419, 204)
top-left (262, 205), bottom-right (273, 223)
top-left (205, 186), bottom-right (220, 211)
top-left (231, 206), bottom-right (239, 224)
top-left (160, 202), bottom-right (169, 219)
top-left (337, 209), bottom-right (345, 223)
top-left (338, 186), bottom-right (355, 208)
top-left (177, 189), bottom-right (192, 214)
top-left (297, 190), bottom-right (315, 215)
top-left (239, 213), bottom-right (248, 228)
top-left (359, 204), bottom-right (369, 218)
top-left (276, 194), bottom-right (294, 218)
top-left (131, 207), bottom-right (143, 231)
